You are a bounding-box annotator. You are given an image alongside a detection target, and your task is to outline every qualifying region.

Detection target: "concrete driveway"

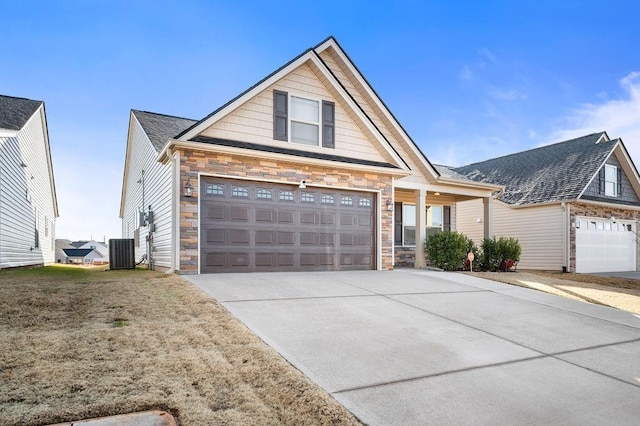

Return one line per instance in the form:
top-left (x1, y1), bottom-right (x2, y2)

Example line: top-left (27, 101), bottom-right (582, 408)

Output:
top-left (185, 269), bottom-right (640, 425)
top-left (592, 271), bottom-right (640, 280)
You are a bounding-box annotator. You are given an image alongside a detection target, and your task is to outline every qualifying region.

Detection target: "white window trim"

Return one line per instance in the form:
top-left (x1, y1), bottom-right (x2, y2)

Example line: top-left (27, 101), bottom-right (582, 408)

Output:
top-left (604, 164), bottom-right (617, 197)
top-left (288, 93), bottom-right (321, 146)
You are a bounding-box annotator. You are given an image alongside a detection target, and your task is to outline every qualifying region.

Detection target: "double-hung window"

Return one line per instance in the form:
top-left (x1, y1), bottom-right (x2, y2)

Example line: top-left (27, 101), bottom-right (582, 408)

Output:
top-left (599, 164), bottom-right (622, 198)
top-left (273, 90), bottom-right (335, 148)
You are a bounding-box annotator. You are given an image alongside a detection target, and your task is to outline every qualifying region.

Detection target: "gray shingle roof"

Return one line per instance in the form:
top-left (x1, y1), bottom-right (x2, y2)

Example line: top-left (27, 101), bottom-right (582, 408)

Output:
top-left (433, 164), bottom-right (472, 181)
top-left (132, 110), bottom-right (197, 152)
top-left (62, 248), bottom-right (94, 257)
top-left (453, 132), bottom-right (615, 205)
top-left (190, 136), bottom-right (400, 169)
top-left (0, 94), bottom-right (43, 131)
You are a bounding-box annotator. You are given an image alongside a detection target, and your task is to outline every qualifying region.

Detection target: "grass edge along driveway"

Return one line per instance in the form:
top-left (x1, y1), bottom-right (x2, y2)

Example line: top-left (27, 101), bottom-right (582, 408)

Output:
top-left (0, 265), bottom-right (360, 426)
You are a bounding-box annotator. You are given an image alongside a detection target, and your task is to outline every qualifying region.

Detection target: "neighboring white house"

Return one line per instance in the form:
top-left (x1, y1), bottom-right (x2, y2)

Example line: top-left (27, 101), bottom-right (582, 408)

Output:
top-left (0, 95), bottom-right (58, 269)
top-left (119, 37), bottom-right (501, 274)
top-left (454, 132), bottom-right (640, 273)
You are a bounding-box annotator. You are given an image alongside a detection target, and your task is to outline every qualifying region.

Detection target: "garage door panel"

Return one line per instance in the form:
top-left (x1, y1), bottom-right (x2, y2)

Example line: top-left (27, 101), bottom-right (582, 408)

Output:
top-left (200, 177), bottom-right (376, 273)
top-left (255, 209), bottom-right (276, 222)
top-left (576, 217), bottom-right (636, 273)
top-left (206, 206), bottom-right (226, 220)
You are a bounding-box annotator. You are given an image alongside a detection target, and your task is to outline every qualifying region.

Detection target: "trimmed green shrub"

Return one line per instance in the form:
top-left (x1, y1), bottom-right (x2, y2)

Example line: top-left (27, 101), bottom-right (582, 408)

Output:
top-left (479, 236), bottom-right (522, 271)
top-left (425, 231), bottom-right (476, 271)
top-left (498, 237), bottom-right (521, 262)
top-left (479, 238), bottom-right (501, 271)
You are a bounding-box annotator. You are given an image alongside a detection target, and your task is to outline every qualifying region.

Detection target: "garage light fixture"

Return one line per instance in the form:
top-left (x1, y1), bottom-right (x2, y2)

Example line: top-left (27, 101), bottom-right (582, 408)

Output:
top-left (183, 180), bottom-right (194, 197)
top-left (386, 198), bottom-right (393, 211)
top-left (610, 216), bottom-right (616, 222)
top-left (299, 180), bottom-right (306, 189)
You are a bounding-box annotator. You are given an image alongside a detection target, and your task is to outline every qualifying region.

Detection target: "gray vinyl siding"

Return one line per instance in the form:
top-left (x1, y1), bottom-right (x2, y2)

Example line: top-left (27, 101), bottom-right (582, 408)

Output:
top-left (121, 116), bottom-right (173, 269)
top-left (0, 107), bottom-right (56, 268)
top-left (582, 155), bottom-right (640, 203)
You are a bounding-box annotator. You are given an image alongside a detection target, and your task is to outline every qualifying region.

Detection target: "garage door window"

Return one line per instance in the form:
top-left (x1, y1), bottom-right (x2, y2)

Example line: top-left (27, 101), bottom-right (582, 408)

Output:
top-left (359, 197), bottom-right (371, 207)
top-left (301, 192), bottom-right (315, 203)
top-left (232, 186), bottom-right (249, 197)
top-left (279, 190), bottom-right (294, 201)
top-left (341, 196), bottom-right (354, 206)
top-left (321, 195), bottom-right (335, 204)
top-left (256, 188), bottom-right (272, 199)
top-left (205, 184), bottom-right (224, 196)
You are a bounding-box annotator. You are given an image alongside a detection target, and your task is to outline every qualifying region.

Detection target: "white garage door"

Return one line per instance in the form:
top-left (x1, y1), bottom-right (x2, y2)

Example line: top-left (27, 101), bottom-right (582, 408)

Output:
top-left (575, 217), bottom-right (637, 273)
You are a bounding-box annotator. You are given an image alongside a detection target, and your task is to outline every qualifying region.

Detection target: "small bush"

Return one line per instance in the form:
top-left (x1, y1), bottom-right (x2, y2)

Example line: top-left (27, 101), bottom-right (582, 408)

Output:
top-left (479, 238), bottom-right (501, 271)
top-left (425, 231), bottom-right (476, 271)
top-left (479, 236), bottom-right (522, 271)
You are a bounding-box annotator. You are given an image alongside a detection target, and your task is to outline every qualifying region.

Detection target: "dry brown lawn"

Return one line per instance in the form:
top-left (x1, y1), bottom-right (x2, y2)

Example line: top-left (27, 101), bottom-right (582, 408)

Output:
top-left (465, 270), bottom-right (640, 314)
top-left (0, 265), bottom-right (360, 426)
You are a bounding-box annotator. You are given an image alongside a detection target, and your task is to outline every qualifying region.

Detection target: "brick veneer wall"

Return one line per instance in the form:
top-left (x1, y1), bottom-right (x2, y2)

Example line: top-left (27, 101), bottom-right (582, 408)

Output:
top-left (569, 202), bottom-right (640, 272)
top-left (178, 148), bottom-right (395, 273)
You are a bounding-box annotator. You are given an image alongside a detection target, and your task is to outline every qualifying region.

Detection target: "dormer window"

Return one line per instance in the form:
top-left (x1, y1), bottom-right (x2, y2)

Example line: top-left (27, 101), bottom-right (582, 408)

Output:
top-left (273, 90), bottom-right (334, 148)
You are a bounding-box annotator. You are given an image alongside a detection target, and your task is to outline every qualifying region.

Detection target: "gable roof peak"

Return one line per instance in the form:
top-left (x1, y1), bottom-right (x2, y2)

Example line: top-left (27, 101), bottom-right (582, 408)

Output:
top-left (0, 94), bottom-right (44, 131)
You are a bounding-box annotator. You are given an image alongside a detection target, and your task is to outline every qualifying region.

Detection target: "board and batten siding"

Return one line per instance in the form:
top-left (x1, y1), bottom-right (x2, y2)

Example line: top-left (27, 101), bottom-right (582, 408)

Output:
top-left (121, 116), bottom-right (173, 269)
top-left (456, 199), bottom-right (565, 270)
top-left (200, 63), bottom-right (396, 166)
top-left (0, 106), bottom-right (56, 268)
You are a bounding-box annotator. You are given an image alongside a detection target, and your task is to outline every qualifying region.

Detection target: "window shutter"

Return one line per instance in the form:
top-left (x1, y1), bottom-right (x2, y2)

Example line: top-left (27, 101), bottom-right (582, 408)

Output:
top-left (394, 202), bottom-right (403, 245)
top-left (599, 168), bottom-right (605, 194)
top-left (617, 167), bottom-right (622, 197)
top-left (443, 206), bottom-right (451, 232)
top-left (322, 100), bottom-right (335, 148)
top-left (273, 90), bottom-right (288, 141)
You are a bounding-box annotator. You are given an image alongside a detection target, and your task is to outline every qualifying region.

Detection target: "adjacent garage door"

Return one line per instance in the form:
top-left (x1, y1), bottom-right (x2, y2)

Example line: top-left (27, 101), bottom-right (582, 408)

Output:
top-left (199, 177), bottom-right (376, 273)
top-left (575, 217), bottom-right (637, 273)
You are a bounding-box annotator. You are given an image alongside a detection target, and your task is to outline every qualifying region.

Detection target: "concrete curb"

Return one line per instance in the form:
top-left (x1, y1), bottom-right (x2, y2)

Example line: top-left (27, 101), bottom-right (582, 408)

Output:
top-left (47, 410), bottom-right (177, 426)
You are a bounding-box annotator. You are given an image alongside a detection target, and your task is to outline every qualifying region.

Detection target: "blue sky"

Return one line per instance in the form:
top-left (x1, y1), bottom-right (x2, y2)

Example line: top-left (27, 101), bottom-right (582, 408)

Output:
top-left (2, 1), bottom-right (640, 241)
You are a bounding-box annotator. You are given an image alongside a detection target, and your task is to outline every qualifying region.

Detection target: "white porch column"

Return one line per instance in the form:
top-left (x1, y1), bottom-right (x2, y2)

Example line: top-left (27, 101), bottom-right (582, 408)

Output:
top-left (483, 196), bottom-right (493, 239)
top-left (415, 188), bottom-right (427, 268)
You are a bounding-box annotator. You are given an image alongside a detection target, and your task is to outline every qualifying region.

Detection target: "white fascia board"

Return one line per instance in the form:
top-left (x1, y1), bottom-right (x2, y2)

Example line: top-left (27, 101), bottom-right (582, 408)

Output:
top-left (307, 54), bottom-right (408, 170)
top-left (614, 139), bottom-right (640, 196)
top-left (315, 40), bottom-right (440, 179)
top-left (38, 105), bottom-right (59, 218)
top-left (436, 176), bottom-right (504, 191)
top-left (576, 144), bottom-right (616, 200)
top-left (158, 139), bottom-right (410, 177)
top-left (0, 128), bottom-right (18, 138)
top-left (177, 53), bottom-right (314, 142)
top-left (119, 112), bottom-right (137, 218)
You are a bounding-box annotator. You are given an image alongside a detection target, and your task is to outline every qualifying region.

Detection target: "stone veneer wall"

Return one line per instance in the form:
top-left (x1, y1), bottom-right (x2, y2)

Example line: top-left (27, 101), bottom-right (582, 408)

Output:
top-left (178, 149), bottom-right (394, 273)
top-left (569, 202), bottom-right (640, 272)
top-left (394, 246), bottom-right (416, 267)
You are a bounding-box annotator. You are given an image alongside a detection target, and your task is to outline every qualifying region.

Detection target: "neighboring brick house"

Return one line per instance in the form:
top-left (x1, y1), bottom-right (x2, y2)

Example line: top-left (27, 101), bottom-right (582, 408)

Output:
top-left (454, 132), bottom-right (640, 273)
top-left (119, 37), bottom-right (500, 274)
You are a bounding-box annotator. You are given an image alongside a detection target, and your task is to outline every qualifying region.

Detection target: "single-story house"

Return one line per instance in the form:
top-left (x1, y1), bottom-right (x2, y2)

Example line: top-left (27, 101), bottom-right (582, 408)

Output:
top-left (0, 94), bottom-right (58, 269)
top-left (62, 248), bottom-right (106, 264)
top-left (119, 36), bottom-right (502, 274)
top-left (454, 132), bottom-right (640, 273)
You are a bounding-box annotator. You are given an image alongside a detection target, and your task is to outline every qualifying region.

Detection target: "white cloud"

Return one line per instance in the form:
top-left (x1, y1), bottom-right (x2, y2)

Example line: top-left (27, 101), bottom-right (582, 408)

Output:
top-left (477, 47), bottom-right (497, 67)
top-left (489, 88), bottom-right (528, 101)
top-left (548, 71), bottom-right (640, 165)
top-left (459, 64), bottom-right (473, 81)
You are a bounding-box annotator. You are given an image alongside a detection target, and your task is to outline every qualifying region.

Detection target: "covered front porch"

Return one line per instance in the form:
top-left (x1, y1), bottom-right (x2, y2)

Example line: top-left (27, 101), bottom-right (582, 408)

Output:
top-left (392, 181), bottom-right (499, 268)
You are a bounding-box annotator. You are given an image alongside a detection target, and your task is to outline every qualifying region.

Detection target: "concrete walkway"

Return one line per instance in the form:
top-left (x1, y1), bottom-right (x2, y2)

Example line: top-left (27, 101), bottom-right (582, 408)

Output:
top-left (185, 269), bottom-right (640, 425)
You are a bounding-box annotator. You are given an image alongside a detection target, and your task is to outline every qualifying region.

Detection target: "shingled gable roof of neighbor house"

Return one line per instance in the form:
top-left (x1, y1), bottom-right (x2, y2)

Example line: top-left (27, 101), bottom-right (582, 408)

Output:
top-left (132, 110), bottom-right (197, 152)
top-left (0, 94), bottom-right (43, 131)
top-left (453, 132), bottom-right (617, 205)
top-left (189, 135), bottom-right (401, 169)
top-left (62, 248), bottom-right (95, 257)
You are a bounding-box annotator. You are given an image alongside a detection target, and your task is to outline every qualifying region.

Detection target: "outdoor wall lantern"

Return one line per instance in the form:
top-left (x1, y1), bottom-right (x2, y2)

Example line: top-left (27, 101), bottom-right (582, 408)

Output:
top-left (183, 180), bottom-right (194, 197)
top-left (386, 198), bottom-right (394, 211)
